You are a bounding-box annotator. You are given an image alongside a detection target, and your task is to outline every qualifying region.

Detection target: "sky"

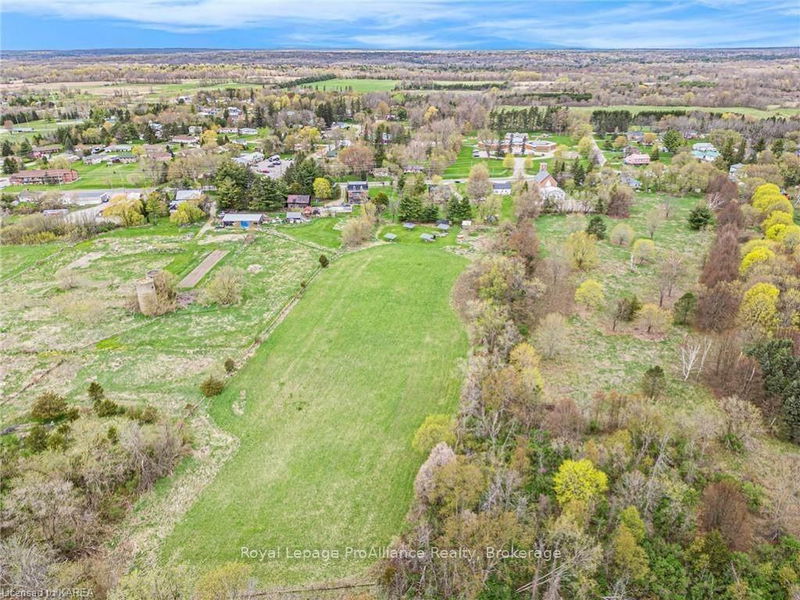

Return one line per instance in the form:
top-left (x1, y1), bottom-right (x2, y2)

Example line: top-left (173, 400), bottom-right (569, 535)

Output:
top-left (1, 0), bottom-right (798, 51)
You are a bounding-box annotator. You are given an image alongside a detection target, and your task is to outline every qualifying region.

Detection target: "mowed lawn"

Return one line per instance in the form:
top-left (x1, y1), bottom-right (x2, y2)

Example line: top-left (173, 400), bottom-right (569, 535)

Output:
top-left (162, 244), bottom-right (468, 583)
top-left (301, 78), bottom-right (399, 93)
top-left (443, 140), bottom-right (511, 179)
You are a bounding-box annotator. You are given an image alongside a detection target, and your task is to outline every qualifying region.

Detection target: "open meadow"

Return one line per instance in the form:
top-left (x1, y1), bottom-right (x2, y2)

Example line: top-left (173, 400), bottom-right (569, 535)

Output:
top-left (161, 243), bottom-right (468, 583)
top-left (0, 224), bottom-right (319, 422)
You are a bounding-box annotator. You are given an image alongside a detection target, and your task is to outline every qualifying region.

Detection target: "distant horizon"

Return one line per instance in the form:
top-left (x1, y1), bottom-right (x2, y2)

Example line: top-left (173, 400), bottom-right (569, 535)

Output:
top-left (3, 45), bottom-right (796, 54)
top-left (2, 0), bottom-right (798, 52)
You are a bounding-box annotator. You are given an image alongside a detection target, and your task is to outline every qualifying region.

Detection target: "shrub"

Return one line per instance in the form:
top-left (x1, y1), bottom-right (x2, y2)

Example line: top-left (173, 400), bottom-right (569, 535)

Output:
top-left (612, 295), bottom-right (642, 330)
top-left (203, 267), bottom-right (245, 306)
top-left (673, 292), bottom-right (697, 325)
top-left (739, 246), bottom-right (776, 275)
top-left (224, 358), bottom-right (236, 374)
top-left (87, 381), bottom-right (105, 403)
top-left (318, 254), bottom-right (329, 268)
top-left (30, 393), bottom-right (77, 423)
top-left (170, 202), bottom-right (205, 225)
top-left (127, 404), bottom-right (159, 424)
top-left (638, 303), bottom-right (670, 334)
top-left (565, 231), bottom-right (598, 270)
top-left (641, 366), bottom-right (666, 399)
top-left (631, 238), bottom-right (656, 265)
top-left (585, 215), bottom-right (607, 239)
top-left (762, 210), bottom-right (794, 233)
top-left (575, 279), bottom-right (605, 311)
top-left (609, 222), bottom-right (634, 246)
top-left (535, 313), bottom-right (570, 359)
top-left (688, 205), bottom-right (714, 230)
top-left (94, 398), bottom-right (125, 418)
top-left (412, 414), bottom-right (456, 454)
top-left (201, 376), bottom-right (225, 397)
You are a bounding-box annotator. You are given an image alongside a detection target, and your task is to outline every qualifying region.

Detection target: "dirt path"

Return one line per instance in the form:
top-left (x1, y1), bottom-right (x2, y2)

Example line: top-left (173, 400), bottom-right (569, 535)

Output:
top-left (177, 249), bottom-right (228, 288)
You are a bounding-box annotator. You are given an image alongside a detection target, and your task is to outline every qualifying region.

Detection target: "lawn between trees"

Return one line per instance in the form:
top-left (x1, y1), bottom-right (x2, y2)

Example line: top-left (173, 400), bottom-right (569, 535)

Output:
top-left (161, 243), bottom-right (469, 583)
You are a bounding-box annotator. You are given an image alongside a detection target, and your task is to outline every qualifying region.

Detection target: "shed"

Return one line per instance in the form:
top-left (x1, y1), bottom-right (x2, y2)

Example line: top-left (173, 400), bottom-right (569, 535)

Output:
top-left (285, 211), bottom-right (307, 223)
top-left (420, 233), bottom-right (435, 243)
top-left (403, 222), bottom-right (416, 230)
top-left (221, 213), bottom-right (265, 228)
top-left (437, 223), bottom-right (450, 231)
top-left (384, 233), bottom-right (398, 241)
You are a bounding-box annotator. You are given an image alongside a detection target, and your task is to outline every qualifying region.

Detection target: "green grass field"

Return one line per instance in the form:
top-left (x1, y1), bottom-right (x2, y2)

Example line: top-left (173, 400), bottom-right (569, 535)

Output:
top-left (443, 140), bottom-right (512, 179)
top-left (4, 161), bottom-right (152, 192)
top-left (500, 104), bottom-right (800, 119)
top-left (161, 243), bottom-right (468, 583)
top-left (280, 217), bottom-right (345, 249)
top-left (301, 78), bottom-right (399, 93)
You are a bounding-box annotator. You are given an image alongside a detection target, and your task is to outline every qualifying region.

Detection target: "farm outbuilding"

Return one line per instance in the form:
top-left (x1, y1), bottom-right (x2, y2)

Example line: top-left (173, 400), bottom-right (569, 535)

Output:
top-left (221, 213), bottom-right (265, 228)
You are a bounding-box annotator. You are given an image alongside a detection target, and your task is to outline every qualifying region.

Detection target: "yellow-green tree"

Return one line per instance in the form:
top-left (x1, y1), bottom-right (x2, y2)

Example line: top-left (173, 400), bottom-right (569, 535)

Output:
top-left (762, 210), bottom-right (794, 233)
top-left (631, 238), bottom-right (656, 266)
top-left (739, 246), bottom-right (776, 275)
top-left (638, 303), bottom-right (670, 334)
top-left (170, 202), bottom-right (205, 225)
top-left (312, 177), bottom-right (332, 199)
top-left (565, 231), bottom-right (599, 271)
top-left (612, 523), bottom-right (650, 581)
top-left (553, 458), bottom-right (608, 506)
top-left (739, 282), bottom-right (780, 336)
top-left (575, 279), bottom-right (605, 310)
top-left (412, 414), bottom-right (456, 453)
top-left (502, 153), bottom-right (515, 170)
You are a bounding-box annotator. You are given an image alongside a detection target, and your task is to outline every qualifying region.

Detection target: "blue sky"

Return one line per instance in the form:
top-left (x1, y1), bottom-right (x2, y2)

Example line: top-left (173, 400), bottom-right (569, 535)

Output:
top-left (2, 0), bottom-right (798, 51)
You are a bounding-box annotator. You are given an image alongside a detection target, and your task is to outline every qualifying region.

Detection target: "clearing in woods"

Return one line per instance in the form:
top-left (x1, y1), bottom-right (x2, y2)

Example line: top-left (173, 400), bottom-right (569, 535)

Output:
top-left (161, 243), bottom-right (468, 584)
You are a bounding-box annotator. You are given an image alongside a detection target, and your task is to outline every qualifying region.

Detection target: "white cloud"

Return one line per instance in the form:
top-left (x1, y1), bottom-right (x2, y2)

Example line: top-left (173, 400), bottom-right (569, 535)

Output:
top-left (2, 0), bottom-right (796, 48)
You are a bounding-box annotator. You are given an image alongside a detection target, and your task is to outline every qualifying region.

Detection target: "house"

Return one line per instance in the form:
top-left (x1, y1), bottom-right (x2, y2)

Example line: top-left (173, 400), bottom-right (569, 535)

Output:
top-left (83, 153), bottom-right (111, 165)
top-left (285, 211), bottom-right (307, 223)
top-left (626, 131), bottom-right (645, 143)
top-left (384, 233), bottom-right (398, 241)
top-left (10, 169), bottom-right (79, 185)
top-left (420, 233), bottom-right (435, 242)
top-left (623, 153), bottom-right (651, 166)
top-left (171, 189), bottom-right (204, 211)
top-left (620, 174), bottom-right (642, 189)
top-left (533, 163), bottom-right (559, 189)
top-left (218, 127), bottom-right (238, 135)
top-left (286, 194), bottom-right (311, 210)
top-left (221, 213), bottom-right (265, 228)
top-left (110, 152), bottom-right (137, 164)
top-left (106, 144), bottom-right (132, 153)
top-left (347, 181), bottom-right (369, 203)
top-left (238, 128), bottom-right (258, 135)
top-left (492, 181), bottom-right (512, 195)
top-left (61, 190), bottom-right (110, 205)
top-left (31, 144), bottom-right (62, 158)
top-left (171, 135), bottom-right (199, 145)
top-left (692, 143), bottom-right (720, 162)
